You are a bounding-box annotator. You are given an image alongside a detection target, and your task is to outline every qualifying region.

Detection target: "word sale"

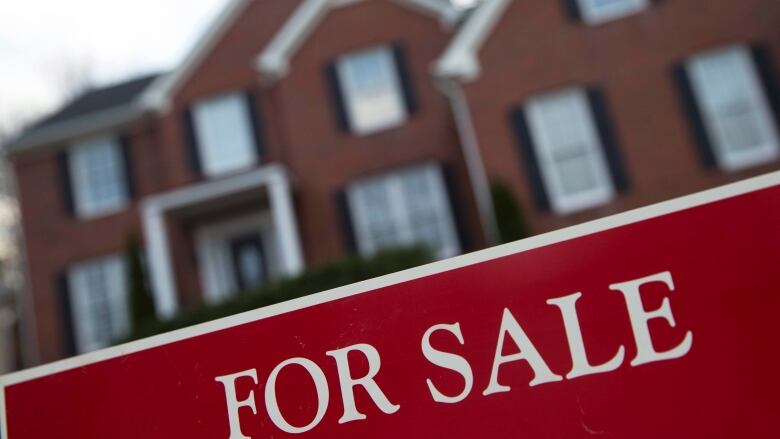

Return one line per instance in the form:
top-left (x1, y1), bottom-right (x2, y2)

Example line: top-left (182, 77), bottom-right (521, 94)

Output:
top-left (215, 270), bottom-right (693, 437)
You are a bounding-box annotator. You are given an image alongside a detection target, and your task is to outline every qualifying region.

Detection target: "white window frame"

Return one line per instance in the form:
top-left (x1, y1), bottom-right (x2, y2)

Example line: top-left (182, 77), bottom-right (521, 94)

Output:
top-left (336, 45), bottom-right (408, 135)
top-left (68, 135), bottom-right (128, 219)
top-left (347, 164), bottom-right (460, 260)
top-left (686, 45), bottom-right (780, 172)
top-left (192, 92), bottom-right (259, 178)
top-left (577, 0), bottom-right (648, 25)
top-left (525, 87), bottom-right (615, 215)
top-left (67, 255), bottom-right (129, 354)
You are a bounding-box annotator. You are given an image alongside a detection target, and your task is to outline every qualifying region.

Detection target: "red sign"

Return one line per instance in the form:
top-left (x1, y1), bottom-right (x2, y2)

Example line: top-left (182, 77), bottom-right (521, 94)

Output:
top-left (3, 173), bottom-right (780, 438)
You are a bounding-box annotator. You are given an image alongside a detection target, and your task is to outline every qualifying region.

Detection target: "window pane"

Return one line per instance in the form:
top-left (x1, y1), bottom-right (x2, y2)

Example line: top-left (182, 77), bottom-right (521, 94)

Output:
top-left (70, 136), bottom-right (127, 217)
top-left (401, 170), bottom-right (444, 254)
top-left (526, 89), bottom-right (614, 214)
top-left (356, 180), bottom-right (401, 250)
top-left (193, 93), bottom-right (258, 177)
top-left (69, 256), bottom-right (129, 353)
top-left (688, 47), bottom-right (780, 170)
top-left (580, 0), bottom-right (647, 23)
top-left (349, 165), bottom-right (459, 259)
top-left (338, 46), bottom-right (407, 134)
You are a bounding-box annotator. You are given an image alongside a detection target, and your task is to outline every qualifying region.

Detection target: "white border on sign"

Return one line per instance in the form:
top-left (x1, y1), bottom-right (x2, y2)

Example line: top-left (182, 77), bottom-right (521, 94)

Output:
top-left (2, 170), bottom-right (780, 435)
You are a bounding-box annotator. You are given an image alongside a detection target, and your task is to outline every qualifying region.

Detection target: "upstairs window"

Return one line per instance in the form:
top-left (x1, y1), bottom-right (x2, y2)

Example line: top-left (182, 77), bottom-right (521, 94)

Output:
top-left (685, 46), bottom-right (779, 171)
top-left (68, 135), bottom-right (129, 218)
top-left (67, 255), bottom-right (129, 354)
top-left (192, 93), bottom-right (260, 177)
top-left (525, 88), bottom-right (616, 214)
top-left (574, 0), bottom-right (648, 24)
top-left (346, 164), bottom-right (460, 259)
top-left (336, 46), bottom-right (409, 135)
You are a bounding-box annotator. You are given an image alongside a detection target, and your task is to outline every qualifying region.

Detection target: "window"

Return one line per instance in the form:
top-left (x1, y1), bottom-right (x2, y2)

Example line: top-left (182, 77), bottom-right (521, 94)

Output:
top-left (686, 46), bottom-right (779, 171)
top-left (68, 256), bottom-right (129, 354)
top-left (192, 93), bottom-right (258, 177)
top-left (525, 88), bottom-right (615, 214)
top-left (337, 46), bottom-right (407, 135)
top-left (68, 135), bottom-right (129, 218)
top-left (347, 164), bottom-right (460, 259)
top-left (576, 0), bottom-right (648, 24)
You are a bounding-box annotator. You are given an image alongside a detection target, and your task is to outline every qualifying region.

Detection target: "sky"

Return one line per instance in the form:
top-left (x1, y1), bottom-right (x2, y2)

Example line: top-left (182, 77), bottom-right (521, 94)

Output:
top-left (0, 0), bottom-right (476, 139)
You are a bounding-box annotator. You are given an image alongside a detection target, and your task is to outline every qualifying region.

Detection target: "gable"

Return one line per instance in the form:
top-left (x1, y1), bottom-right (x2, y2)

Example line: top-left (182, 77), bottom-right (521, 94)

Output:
top-left (257, 0), bottom-right (462, 82)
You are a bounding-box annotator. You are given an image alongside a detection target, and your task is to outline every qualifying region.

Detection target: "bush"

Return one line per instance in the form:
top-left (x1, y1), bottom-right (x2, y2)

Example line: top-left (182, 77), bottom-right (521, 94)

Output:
top-left (123, 246), bottom-right (434, 342)
top-left (125, 233), bottom-right (157, 328)
top-left (491, 180), bottom-right (530, 244)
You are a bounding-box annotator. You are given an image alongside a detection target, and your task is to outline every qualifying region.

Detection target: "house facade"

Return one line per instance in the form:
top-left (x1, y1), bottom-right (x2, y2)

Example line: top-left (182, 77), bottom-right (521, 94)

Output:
top-left (5, 0), bottom-right (780, 365)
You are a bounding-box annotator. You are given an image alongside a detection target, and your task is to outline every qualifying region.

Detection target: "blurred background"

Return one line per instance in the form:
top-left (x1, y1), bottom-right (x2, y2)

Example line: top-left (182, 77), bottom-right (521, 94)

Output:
top-left (0, 0), bottom-right (778, 371)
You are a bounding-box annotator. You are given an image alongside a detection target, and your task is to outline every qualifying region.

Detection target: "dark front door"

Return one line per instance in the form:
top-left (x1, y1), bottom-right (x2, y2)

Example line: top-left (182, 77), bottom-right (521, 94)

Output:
top-left (229, 234), bottom-right (266, 292)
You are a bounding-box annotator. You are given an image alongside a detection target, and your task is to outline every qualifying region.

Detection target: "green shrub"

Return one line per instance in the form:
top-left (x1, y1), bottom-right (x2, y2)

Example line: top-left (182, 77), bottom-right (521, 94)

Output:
top-left (491, 180), bottom-right (530, 244)
top-left (123, 246), bottom-right (434, 342)
top-left (124, 233), bottom-right (157, 329)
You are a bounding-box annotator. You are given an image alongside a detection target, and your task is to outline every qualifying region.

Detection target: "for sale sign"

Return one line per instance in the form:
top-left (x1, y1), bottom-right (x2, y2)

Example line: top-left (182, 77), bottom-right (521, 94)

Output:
top-left (3, 173), bottom-right (780, 438)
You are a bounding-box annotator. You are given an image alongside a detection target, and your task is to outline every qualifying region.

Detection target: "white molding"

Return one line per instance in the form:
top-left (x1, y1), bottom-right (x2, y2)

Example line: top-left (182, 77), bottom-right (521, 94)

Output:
top-left (141, 164), bottom-right (302, 319)
top-left (257, 0), bottom-right (461, 82)
top-left (435, 0), bottom-right (510, 82)
top-left (3, 170), bottom-right (779, 395)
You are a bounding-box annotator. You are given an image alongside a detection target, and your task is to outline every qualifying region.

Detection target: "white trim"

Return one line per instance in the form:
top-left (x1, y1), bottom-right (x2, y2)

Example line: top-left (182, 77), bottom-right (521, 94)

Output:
top-left (435, 0), bottom-right (510, 82)
top-left (141, 164), bottom-right (303, 319)
top-left (3, 170), bottom-right (779, 404)
top-left (138, 0), bottom-right (254, 113)
top-left (257, 0), bottom-right (461, 82)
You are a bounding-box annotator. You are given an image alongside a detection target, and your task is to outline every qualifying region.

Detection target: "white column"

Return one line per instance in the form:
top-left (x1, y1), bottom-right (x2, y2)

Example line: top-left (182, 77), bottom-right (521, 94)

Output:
top-left (268, 169), bottom-right (304, 276)
top-left (142, 203), bottom-right (179, 319)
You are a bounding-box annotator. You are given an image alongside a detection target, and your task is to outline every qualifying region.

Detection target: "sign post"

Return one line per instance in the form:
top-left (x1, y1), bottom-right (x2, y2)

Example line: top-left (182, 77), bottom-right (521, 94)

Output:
top-left (3, 172), bottom-right (780, 438)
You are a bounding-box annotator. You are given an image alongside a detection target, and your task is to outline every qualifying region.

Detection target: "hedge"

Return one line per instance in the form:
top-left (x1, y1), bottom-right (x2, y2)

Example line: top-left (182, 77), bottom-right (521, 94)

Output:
top-left (123, 246), bottom-right (434, 342)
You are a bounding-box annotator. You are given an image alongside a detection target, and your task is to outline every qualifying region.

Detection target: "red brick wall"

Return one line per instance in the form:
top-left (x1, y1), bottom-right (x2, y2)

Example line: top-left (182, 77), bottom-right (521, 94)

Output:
top-left (465, 0), bottom-right (780, 233)
top-left (12, 123), bottom-right (159, 363)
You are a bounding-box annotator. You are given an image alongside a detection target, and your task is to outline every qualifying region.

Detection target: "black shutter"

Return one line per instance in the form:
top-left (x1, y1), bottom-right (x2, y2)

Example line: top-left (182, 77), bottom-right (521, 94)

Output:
top-left (441, 164), bottom-right (472, 253)
top-left (586, 87), bottom-right (630, 192)
top-left (672, 64), bottom-right (717, 168)
top-left (325, 62), bottom-right (350, 132)
top-left (751, 44), bottom-right (780, 126)
top-left (244, 91), bottom-right (267, 160)
top-left (393, 44), bottom-right (419, 115)
top-left (118, 135), bottom-right (136, 199)
top-left (182, 108), bottom-right (203, 175)
top-left (335, 190), bottom-right (358, 253)
top-left (509, 106), bottom-right (551, 210)
top-left (562, 0), bottom-right (582, 21)
top-left (57, 272), bottom-right (77, 357)
top-left (56, 150), bottom-right (75, 216)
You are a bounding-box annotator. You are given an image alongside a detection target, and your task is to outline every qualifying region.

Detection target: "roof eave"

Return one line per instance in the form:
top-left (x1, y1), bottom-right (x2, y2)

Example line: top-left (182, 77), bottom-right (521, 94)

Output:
top-left (4, 104), bottom-right (148, 157)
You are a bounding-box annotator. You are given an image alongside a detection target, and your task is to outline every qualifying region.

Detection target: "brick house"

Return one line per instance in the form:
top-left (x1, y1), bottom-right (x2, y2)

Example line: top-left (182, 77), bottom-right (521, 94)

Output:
top-left (5, 0), bottom-right (780, 366)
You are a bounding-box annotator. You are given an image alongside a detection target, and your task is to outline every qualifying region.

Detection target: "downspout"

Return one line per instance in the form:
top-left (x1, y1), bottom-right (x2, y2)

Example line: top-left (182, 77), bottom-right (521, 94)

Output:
top-left (439, 78), bottom-right (500, 247)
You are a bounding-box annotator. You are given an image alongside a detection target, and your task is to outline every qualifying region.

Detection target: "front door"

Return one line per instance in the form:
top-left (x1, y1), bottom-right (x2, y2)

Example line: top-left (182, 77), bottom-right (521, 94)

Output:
top-left (230, 235), bottom-right (266, 292)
